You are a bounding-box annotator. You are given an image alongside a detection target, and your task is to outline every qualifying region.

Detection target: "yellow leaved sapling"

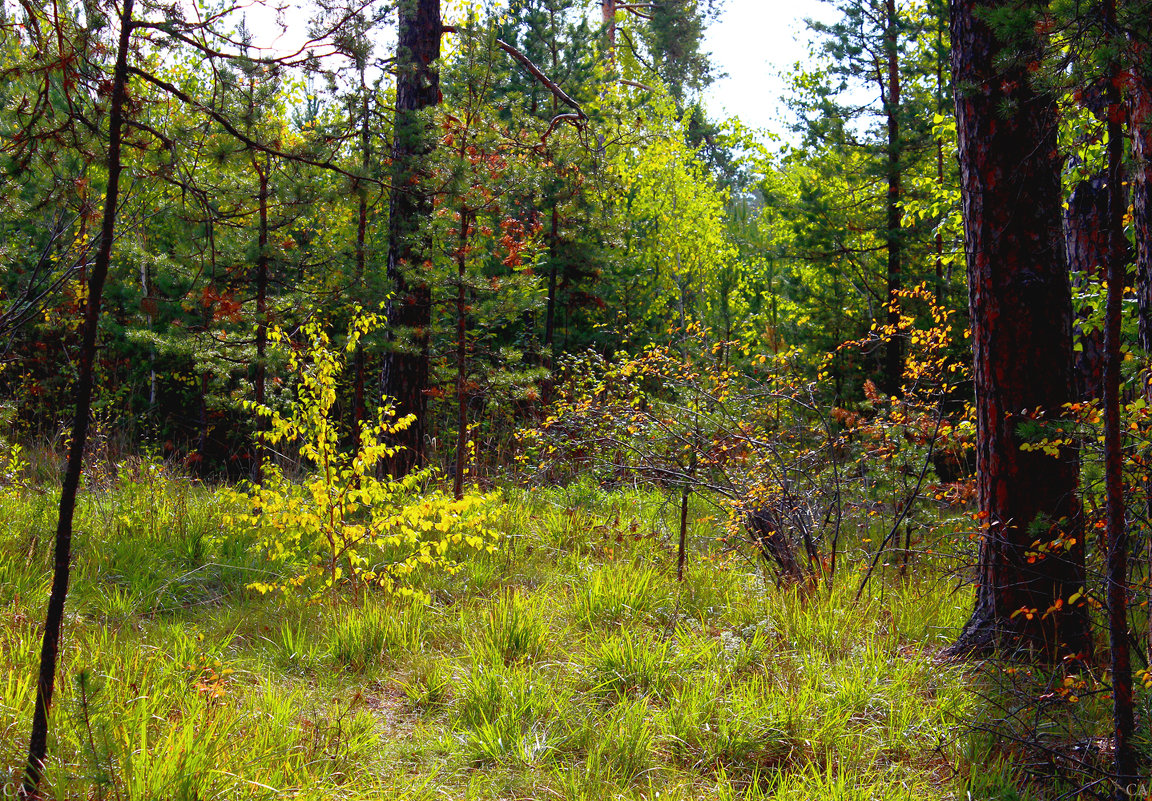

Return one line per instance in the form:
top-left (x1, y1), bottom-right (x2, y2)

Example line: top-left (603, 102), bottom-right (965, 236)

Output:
top-left (226, 311), bottom-right (498, 599)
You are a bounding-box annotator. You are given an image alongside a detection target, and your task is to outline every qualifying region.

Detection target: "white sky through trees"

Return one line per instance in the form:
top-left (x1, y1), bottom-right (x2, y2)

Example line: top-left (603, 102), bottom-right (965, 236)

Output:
top-left (236, 0), bottom-right (831, 145)
top-left (702, 0), bottom-right (835, 143)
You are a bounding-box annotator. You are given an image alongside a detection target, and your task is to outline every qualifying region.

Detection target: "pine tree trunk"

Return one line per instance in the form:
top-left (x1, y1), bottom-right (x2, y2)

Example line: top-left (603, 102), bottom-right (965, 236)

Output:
top-left (883, 0), bottom-right (903, 394)
top-left (251, 161), bottom-right (269, 485)
top-left (353, 67), bottom-right (371, 453)
top-left (1133, 41), bottom-right (1152, 357)
top-left (382, 0), bottom-right (441, 476)
top-left (1130, 0), bottom-right (1152, 675)
top-left (453, 205), bottom-right (469, 501)
top-left (602, 0), bottom-right (616, 51)
top-left (1064, 174), bottom-right (1108, 401)
top-left (945, 0), bottom-right (1090, 660)
top-left (935, 14), bottom-right (947, 307)
top-left (23, 1), bottom-right (134, 794)
top-left (1103, 0), bottom-right (1134, 784)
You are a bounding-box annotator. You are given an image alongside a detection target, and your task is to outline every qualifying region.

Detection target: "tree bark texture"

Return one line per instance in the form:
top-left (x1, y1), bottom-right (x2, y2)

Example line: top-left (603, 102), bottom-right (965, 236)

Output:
top-left (1063, 174), bottom-right (1108, 401)
top-left (1103, 0), bottom-right (1134, 786)
top-left (453, 204), bottom-right (470, 500)
top-left (946, 0), bottom-right (1090, 659)
top-left (251, 160), bottom-right (269, 485)
top-left (23, 0), bottom-right (134, 794)
top-left (1132, 34), bottom-right (1152, 357)
top-left (382, 0), bottom-right (441, 476)
top-left (883, 0), bottom-right (903, 394)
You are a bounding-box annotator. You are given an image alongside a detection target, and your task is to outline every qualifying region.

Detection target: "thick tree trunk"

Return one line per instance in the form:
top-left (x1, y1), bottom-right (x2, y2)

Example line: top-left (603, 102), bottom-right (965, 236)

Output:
top-left (1130, 1), bottom-right (1152, 677)
top-left (382, 0), bottom-right (441, 476)
top-left (22, 0), bottom-right (134, 794)
top-left (602, 0), bottom-right (616, 51)
top-left (945, 0), bottom-right (1090, 659)
top-left (1133, 41), bottom-right (1152, 358)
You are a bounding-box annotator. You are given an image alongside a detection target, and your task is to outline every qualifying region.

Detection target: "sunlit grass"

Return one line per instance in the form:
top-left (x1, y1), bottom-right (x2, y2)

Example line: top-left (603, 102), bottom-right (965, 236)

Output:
top-left (0, 463), bottom-right (1054, 799)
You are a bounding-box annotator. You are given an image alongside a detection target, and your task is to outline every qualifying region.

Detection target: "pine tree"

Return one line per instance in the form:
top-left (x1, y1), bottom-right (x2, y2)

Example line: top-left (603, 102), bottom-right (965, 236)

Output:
top-left (945, 0), bottom-right (1089, 659)
top-left (381, 0), bottom-right (442, 475)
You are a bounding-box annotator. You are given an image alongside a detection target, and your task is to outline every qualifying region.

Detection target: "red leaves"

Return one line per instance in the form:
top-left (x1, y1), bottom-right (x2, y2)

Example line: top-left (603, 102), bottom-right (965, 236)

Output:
top-left (200, 286), bottom-right (242, 323)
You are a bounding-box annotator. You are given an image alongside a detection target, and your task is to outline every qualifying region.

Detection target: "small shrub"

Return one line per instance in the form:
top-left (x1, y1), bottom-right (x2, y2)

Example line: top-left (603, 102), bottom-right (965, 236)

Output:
top-left (225, 315), bottom-right (499, 598)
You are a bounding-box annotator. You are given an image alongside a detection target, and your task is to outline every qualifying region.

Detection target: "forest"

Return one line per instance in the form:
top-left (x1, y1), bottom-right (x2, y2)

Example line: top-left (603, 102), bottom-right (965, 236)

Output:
top-left (2, 0), bottom-right (1152, 797)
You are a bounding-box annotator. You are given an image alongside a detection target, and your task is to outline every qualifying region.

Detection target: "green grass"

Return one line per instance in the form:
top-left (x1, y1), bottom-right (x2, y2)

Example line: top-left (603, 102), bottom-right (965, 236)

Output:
top-left (0, 461), bottom-right (1092, 799)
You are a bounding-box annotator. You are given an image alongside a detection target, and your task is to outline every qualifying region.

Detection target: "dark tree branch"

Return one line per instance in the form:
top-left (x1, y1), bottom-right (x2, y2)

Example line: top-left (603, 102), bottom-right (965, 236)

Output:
top-left (126, 67), bottom-right (384, 186)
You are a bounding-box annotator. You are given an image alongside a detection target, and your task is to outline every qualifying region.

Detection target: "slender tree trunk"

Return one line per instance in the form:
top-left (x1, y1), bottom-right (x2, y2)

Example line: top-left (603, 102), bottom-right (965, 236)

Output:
top-left (198, 371), bottom-right (210, 474)
top-left (1131, 0), bottom-right (1152, 673)
top-left (883, 0), bottom-right (903, 394)
top-left (453, 205), bottom-right (469, 500)
top-left (543, 52), bottom-right (560, 368)
top-left (22, 1), bottom-right (134, 794)
top-left (677, 484), bottom-right (690, 582)
top-left (382, 0), bottom-right (441, 476)
top-left (945, 0), bottom-right (1090, 659)
top-left (353, 67), bottom-right (371, 452)
top-left (1064, 174), bottom-right (1109, 401)
top-left (1103, 0), bottom-right (1134, 787)
top-left (544, 203), bottom-right (559, 362)
top-left (251, 160), bottom-right (269, 485)
top-left (935, 15), bottom-right (946, 307)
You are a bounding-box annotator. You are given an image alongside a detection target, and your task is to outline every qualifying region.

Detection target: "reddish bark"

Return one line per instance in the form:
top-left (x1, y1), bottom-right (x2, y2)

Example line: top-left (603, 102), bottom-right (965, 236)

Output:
top-left (883, 0), bottom-right (903, 394)
top-left (382, 0), bottom-right (441, 475)
top-left (1063, 174), bottom-right (1109, 401)
top-left (946, 0), bottom-right (1089, 659)
top-left (1103, 0), bottom-right (1134, 785)
top-left (1133, 43), bottom-right (1152, 357)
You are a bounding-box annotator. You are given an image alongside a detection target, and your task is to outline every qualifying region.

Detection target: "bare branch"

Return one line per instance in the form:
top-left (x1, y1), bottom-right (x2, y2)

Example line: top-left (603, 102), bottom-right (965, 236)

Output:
top-left (619, 79), bottom-right (653, 92)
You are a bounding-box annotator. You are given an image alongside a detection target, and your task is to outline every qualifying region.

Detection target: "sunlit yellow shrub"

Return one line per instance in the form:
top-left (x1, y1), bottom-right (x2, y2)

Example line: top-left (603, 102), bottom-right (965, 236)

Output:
top-left (226, 312), bottom-right (498, 598)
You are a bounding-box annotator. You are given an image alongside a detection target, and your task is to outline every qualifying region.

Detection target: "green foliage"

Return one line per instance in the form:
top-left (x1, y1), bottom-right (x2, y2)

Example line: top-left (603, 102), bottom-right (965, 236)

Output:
top-left (327, 600), bottom-right (427, 671)
top-left (587, 631), bottom-right (686, 703)
top-left (0, 466), bottom-right (1057, 799)
top-left (225, 314), bottom-right (499, 598)
top-left (573, 562), bottom-right (665, 629)
top-left (522, 283), bottom-right (973, 592)
top-left (475, 590), bottom-right (551, 666)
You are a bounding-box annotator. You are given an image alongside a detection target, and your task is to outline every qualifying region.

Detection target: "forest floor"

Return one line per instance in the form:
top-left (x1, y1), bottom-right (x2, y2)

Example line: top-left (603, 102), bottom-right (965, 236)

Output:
top-left (0, 461), bottom-right (1104, 799)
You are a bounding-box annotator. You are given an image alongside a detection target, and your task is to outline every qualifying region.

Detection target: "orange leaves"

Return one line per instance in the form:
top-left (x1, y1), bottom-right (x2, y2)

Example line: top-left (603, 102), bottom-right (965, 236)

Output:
top-left (200, 285), bottom-right (242, 323)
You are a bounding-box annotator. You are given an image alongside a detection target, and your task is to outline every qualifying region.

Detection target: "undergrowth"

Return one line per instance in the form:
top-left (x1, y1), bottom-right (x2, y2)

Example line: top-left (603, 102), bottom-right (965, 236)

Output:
top-left (0, 465), bottom-right (1070, 800)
